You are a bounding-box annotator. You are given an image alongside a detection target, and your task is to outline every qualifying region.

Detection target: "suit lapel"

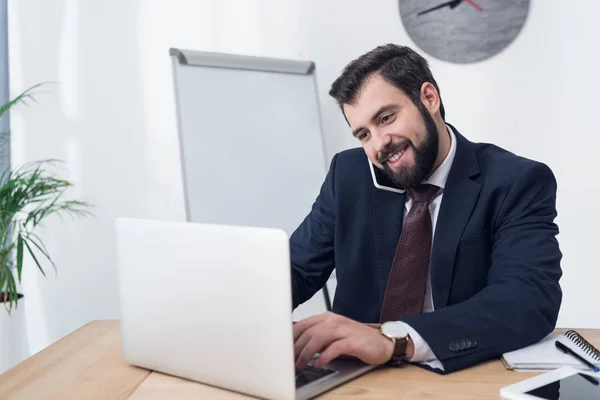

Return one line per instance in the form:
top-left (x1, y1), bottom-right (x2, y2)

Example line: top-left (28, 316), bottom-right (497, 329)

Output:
top-left (373, 185), bottom-right (405, 308)
top-left (430, 128), bottom-right (481, 309)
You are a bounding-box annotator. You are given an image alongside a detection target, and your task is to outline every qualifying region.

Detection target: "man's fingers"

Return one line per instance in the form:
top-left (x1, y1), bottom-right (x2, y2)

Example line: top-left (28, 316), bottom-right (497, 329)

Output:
top-left (293, 312), bottom-right (328, 341)
top-left (294, 325), bottom-right (315, 359)
top-left (295, 335), bottom-right (327, 370)
top-left (294, 314), bottom-right (348, 360)
top-left (313, 339), bottom-right (351, 368)
top-left (294, 323), bottom-right (342, 360)
top-left (295, 327), bottom-right (344, 370)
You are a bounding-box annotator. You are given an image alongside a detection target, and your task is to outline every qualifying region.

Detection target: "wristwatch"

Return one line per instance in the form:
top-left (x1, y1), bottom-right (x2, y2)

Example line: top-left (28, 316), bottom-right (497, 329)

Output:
top-left (380, 321), bottom-right (409, 362)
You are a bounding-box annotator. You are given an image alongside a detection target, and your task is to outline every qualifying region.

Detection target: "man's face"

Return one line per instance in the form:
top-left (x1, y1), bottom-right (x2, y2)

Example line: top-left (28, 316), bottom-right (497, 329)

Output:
top-left (343, 74), bottom-right (439, 189)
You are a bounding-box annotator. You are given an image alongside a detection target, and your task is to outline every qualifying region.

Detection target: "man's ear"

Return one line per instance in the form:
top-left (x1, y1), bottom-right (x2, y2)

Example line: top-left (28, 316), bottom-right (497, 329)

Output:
top-left (420, 82), bottom-right (440, 116)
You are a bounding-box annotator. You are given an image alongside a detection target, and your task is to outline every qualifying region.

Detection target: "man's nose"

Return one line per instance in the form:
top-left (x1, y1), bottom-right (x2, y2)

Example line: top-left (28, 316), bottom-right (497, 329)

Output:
top-left (373, 132), bottom-right (392, 154)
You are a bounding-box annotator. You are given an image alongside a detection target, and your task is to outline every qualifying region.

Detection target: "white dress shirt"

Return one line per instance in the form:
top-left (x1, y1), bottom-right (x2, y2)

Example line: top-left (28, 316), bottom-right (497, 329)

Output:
top-left (395, 125), bottom-right (457, 371)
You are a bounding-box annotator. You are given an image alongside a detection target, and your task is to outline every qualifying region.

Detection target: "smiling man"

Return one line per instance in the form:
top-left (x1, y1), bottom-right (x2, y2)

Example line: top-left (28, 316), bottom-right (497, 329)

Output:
top-left (290, 44), bottom-right (562, 374)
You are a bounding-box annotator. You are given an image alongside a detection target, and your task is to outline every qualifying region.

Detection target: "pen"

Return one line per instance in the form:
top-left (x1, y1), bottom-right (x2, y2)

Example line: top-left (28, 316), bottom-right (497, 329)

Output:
top-left (555, 340), bottom-right (600, 372)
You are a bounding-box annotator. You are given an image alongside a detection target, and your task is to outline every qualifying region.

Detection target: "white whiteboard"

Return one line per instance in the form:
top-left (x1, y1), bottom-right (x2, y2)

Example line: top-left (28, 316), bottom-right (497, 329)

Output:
top-left (170, 48), bottom-right (327, 237)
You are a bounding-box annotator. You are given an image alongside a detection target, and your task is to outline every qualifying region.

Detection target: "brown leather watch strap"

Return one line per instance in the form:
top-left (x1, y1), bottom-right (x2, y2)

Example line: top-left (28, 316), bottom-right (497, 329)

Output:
top-left (390, 336), bottom-right (408, 361)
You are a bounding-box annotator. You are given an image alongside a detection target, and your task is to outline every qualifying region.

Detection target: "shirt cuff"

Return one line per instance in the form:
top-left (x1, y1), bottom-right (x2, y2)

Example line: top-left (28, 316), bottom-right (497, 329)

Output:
top-left (396, 321), bottom-right (445, 372)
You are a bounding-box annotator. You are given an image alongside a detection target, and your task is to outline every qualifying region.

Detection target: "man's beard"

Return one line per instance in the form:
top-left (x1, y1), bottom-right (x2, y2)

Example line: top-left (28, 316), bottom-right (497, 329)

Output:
top-left (378, 105), bottom-right (439, 189)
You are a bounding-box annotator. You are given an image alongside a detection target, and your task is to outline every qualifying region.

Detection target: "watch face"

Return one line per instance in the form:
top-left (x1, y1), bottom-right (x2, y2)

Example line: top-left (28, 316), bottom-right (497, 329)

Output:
top-left (399, 0), bottom-right (530, 63)
top-left (381, 321), bottom-right (409, 338)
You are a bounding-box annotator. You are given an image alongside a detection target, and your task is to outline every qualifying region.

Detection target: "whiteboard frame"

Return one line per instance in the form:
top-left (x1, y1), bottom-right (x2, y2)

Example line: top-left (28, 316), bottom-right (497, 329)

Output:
top-left (169, 48), bottom-right (314, 75)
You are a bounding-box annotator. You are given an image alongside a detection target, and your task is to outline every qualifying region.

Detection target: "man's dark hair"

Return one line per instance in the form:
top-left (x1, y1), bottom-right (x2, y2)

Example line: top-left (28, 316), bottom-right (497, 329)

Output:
top-left (329, 44), bottom-right (445, 121)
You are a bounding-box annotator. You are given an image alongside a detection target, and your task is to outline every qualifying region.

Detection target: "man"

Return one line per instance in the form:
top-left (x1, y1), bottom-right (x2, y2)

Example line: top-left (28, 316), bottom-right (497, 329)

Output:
top-left (291, 44), bottom-right (562, 374)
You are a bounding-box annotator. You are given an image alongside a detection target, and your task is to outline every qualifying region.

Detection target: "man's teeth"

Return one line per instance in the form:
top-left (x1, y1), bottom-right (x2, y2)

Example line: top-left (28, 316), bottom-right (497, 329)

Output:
top-left (388, 150), bottom-right (404, 163)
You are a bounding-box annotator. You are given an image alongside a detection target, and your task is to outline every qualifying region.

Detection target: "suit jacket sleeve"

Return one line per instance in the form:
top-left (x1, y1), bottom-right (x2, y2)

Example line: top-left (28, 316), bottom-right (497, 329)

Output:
top-left (290, 154), bottom-right (337, 309)
top-left (401, 162), bottom-right (562, 374)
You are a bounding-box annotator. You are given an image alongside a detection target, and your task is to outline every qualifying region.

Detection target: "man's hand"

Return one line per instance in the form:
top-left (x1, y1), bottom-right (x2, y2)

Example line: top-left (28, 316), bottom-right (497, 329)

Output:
top-left (293, 311), bottom-right (395, 370)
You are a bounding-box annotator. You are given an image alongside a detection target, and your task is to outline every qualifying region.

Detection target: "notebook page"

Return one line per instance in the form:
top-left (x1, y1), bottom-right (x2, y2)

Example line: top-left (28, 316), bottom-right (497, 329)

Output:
top-left (502, 334), bottom-right (600, 369)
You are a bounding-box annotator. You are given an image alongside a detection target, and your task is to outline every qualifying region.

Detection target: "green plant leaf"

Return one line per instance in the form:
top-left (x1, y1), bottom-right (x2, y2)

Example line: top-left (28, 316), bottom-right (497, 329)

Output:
top-left (0, 260), bottom-right (18, 313)
top-left (26, 233), bottom-right (57, 275)
top-left (16, 234), bottom-right (23, 281)
top-left (0, 83), bottom-right (52, 119)
top-left (4, 271), bottom-right (18, 312)
top-left (23, 239), bottom-right (46, 277)
top-left (0, 269), bottom-right (7, 301)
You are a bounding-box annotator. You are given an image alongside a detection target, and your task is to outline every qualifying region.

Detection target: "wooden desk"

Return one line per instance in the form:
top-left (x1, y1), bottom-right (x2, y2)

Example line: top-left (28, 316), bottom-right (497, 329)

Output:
top-left (0, 321), bottom-right (598, 400)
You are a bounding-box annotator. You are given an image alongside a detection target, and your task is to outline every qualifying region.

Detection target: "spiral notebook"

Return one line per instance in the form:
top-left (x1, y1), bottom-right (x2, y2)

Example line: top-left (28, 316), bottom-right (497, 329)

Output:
top-left (502, 330), bottom-right (600, 372)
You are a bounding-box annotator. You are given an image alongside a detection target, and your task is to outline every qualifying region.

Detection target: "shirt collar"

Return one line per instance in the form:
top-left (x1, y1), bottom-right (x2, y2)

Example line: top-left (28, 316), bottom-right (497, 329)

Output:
top-left (424, 124), bottom-right (456, 190)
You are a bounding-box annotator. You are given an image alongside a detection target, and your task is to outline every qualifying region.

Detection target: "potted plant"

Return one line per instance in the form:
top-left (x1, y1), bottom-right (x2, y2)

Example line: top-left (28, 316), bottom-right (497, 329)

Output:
top-left (0, 84), bottom-right (93, 372)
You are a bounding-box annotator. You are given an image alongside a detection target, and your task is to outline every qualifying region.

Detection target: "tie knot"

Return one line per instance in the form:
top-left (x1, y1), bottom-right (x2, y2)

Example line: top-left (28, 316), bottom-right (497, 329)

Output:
top-left (407, 184), bottom-right (440, 203)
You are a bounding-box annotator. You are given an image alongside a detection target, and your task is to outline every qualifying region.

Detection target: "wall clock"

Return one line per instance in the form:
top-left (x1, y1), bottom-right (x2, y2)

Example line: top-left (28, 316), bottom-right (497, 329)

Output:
top-left (399, 0), bottom-right (530, 63)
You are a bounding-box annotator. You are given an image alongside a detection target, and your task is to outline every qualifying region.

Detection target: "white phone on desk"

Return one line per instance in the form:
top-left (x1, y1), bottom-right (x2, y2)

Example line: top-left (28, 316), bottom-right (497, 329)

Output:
top-left (500, 367), bottom-right (600, 399)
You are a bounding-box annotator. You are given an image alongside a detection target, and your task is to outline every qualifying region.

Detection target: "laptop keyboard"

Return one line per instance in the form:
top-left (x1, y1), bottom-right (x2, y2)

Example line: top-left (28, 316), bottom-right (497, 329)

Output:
top-left (295, 365), bottom-right (336, 388)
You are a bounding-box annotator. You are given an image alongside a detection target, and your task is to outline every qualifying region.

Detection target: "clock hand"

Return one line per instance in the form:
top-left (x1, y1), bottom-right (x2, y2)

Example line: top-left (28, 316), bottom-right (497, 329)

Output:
top-left (418, 0), bottom-right (463, 16)
top-left (464, 0), bottom-right (482, 11)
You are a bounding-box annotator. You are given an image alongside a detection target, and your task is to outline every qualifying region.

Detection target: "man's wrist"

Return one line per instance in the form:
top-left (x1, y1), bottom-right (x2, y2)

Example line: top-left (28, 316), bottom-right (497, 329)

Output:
top-left (366, 322), bottom-right (414, 361)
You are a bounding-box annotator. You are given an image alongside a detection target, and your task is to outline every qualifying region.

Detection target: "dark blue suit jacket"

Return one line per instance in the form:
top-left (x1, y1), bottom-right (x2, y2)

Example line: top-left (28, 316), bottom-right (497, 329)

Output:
top-left (290, 126), bottom-right (562, 373)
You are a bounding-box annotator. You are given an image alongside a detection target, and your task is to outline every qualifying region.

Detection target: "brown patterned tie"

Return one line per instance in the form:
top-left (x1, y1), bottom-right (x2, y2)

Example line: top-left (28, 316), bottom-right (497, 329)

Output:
top-left (379, 184), bottom-right (440, 322)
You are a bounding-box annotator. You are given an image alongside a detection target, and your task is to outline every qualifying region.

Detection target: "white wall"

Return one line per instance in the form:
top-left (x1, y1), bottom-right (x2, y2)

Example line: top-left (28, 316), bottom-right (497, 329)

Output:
top-left (6, 0), bottom-right (600, 362)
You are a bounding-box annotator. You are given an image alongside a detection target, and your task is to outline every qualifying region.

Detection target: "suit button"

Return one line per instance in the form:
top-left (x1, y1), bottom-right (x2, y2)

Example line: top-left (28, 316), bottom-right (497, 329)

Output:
top-left (471, 339), bottom-right (478, 348)
top-left (458, 339), bottom-right (468, 350)
top-left (449, 342), bottom-right (460, 352)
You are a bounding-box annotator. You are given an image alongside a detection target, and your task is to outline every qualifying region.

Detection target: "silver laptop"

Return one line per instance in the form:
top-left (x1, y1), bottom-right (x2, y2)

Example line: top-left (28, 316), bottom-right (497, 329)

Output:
top-left (116, 217), bottom-right (376, 400)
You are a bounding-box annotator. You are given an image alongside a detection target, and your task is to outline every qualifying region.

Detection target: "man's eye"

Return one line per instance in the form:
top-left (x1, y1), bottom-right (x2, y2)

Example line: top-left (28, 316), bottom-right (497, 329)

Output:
top-left (381, 114), bottom-right (394, 124)
top-left (358, 131), bottom-right (369, 141)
